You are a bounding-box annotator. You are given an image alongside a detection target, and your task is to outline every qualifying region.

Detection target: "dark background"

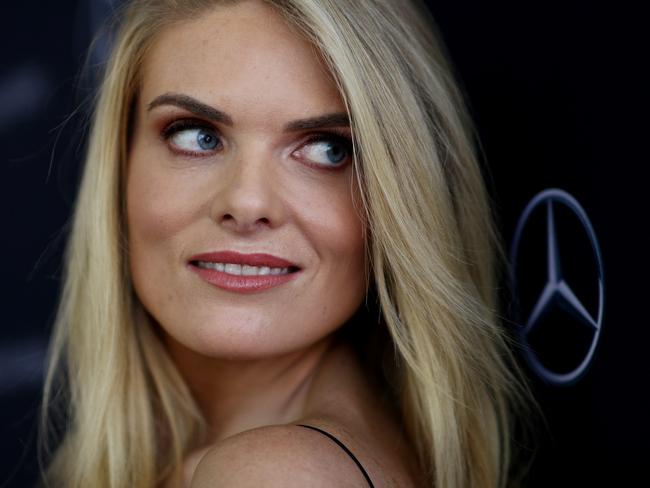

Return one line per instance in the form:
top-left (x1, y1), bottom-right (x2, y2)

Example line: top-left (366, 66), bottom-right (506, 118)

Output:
top-left (1, 1), bottom-right (647, 486)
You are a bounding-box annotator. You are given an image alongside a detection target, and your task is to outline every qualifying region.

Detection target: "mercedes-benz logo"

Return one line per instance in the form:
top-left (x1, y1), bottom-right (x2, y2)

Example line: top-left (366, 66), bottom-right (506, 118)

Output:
top-left (509, 188), bottom-right (605, 386)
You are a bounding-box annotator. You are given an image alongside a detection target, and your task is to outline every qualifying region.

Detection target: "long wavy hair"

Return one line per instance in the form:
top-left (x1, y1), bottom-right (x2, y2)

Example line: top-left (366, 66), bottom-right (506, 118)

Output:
top-left (39, 0), bottom-right (537, 486)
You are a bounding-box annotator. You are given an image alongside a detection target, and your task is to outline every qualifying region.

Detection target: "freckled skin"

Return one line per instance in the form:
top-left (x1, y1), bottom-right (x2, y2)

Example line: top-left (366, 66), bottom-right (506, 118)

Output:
top-left (127, 5), bottom-right (424, 486)
top-left (126, 2), bottom-right (366, 361)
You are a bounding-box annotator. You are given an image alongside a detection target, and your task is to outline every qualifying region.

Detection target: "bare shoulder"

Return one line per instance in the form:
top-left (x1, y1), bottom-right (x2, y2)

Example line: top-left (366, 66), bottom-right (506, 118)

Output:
top-left (190, 424), bottom-right (373, 488)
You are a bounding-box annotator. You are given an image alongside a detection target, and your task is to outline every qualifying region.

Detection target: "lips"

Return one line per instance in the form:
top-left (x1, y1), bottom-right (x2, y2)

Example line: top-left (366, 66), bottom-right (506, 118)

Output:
top-left (187, 250), bottom-right (301, 293)
top-left (188, 250), bottom-right (299, 269)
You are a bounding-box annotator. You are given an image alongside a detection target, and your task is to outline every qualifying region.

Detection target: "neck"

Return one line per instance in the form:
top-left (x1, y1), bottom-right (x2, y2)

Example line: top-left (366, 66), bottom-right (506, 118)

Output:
top-left (162, 329), bottom-right (343, 443)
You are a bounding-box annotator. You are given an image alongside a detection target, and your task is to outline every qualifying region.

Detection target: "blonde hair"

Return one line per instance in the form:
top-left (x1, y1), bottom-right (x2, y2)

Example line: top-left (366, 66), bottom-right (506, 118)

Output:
top-left (39, 0), bottom-right (537, 487)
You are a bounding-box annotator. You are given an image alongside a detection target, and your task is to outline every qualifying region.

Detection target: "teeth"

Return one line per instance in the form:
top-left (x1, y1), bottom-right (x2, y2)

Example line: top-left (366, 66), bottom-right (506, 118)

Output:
top-left (224, 263), bottom-right (241, 275)
top-left (196, 261), bottom-right (291, 276)
top-left (242, 265), bottom-right (257, 276)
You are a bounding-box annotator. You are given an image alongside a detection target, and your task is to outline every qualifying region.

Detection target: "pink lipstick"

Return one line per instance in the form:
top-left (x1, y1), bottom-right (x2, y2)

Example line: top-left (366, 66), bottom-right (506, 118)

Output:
top-left (187, 251), bottom-right (301, 294)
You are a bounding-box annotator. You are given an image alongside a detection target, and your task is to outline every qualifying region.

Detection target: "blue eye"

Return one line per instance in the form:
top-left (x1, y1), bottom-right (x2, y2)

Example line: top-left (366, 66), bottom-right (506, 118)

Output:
top-left (163, 122), bottom-right (221, 154)
top-left (299, 135), bottom-right (352, 168)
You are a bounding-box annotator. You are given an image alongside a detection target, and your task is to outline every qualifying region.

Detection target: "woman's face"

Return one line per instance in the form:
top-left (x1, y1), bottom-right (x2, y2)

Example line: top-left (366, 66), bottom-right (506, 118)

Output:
top-left (127, 0), bottom-right (366, 360)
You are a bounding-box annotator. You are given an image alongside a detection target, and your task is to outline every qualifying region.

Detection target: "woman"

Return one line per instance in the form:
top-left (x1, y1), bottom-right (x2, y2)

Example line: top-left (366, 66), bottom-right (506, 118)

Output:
top-left (39, 0), bottom-right (536, 486)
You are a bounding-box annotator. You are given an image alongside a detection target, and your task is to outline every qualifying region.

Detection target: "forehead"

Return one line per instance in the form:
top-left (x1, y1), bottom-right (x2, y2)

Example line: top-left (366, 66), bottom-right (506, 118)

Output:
top-left (139, 1), bottom-right (344, 129)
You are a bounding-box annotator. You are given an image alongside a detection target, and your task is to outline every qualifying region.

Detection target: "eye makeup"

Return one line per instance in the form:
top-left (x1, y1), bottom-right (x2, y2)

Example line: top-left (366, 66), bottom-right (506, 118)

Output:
top-left (160, 118), bottom-right (223, 157)
top-left (294, 130), bottom-right (354, 170)
top-left (157, 115), bottom-right (354, 170)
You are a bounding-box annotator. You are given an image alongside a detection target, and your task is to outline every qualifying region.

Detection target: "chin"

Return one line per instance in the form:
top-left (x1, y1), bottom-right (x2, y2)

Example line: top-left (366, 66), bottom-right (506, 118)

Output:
top-left (156, 311), bottom-right (317, 361)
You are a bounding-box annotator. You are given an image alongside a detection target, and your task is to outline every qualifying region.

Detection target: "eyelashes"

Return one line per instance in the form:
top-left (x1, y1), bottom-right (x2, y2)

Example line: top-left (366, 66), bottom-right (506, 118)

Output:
top-left (295, 132), bottom-right (353, 169)
top-left (161, 119), bottom-right (222, 156)
top-left (160, 118), bottom-right (354, 169)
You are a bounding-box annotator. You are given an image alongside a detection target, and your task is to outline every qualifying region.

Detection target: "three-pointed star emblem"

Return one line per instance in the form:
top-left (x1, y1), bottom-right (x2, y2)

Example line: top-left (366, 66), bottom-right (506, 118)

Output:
top-left (510, 188), bottom-right (605, 386)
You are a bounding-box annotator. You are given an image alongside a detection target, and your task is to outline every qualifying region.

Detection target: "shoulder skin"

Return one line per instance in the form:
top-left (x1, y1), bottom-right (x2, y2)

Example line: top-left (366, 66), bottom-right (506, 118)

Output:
top-left (189, 424), bottom-right (373, 488)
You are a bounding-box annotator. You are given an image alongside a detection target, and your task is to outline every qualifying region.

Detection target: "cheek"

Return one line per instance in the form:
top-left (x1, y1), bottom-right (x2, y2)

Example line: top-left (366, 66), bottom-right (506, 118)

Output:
top-left (293, 174), bottom-right (367, 290)
top-left (324, 207), bottom-right (365, 268)
top-left (125, 146), bottom-right (203, 316)
top-left (126, 159), bottom-right (195, 245)
top-left (317, 210), bottom-right (366, 335)
top-left (320, 177), bottom-right (365, 262)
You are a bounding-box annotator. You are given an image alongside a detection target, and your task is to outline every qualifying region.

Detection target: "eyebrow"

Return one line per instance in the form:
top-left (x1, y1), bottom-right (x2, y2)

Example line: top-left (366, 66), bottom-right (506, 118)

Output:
top-left (147, 92), bottom-right (350, 131)
top-left (148, 93), bottom-right (233, 126)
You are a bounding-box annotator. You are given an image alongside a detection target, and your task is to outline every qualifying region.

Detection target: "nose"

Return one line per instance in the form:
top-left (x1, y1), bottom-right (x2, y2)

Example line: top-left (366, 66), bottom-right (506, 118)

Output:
top-left (210, 149), bottom-right (284, 234)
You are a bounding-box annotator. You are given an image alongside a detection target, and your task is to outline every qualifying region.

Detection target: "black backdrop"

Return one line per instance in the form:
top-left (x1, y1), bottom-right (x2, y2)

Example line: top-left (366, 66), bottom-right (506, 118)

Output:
top-left (1, 1), bottom-right (647, 486)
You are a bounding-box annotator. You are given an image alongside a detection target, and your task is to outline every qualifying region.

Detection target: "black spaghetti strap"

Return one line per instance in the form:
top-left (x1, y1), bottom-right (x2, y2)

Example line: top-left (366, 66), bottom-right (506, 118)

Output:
top-left (296, 424), bottom-right (375, 488)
